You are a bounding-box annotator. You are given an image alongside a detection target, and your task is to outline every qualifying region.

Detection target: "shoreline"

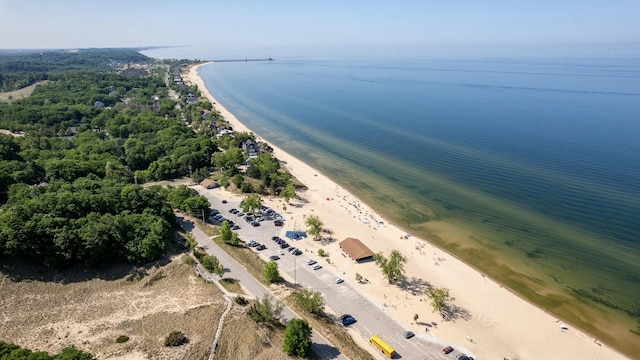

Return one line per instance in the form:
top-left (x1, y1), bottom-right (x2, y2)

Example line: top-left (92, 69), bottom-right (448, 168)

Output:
top-left (184, 62), bottom-right (629, 360)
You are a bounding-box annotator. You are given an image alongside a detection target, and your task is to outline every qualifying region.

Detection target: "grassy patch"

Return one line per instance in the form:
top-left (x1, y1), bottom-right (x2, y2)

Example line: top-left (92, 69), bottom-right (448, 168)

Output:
top-left (0, 80), bottom-right (49, 102)
top-left (219, 278), bottom-right (245, 294)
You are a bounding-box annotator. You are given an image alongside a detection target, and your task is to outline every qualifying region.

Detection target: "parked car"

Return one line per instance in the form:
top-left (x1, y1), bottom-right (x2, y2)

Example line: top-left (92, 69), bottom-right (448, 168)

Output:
top-left (251, 221), bottom-right (260, 227)
top-left (456, 354), bottom-right (471, 360)
top-left (442, 346), bottom-right (454, 354)
top-left (221, 199), bottom-right (228, 204)
top-left (292, 249), bottom-right (302, 255)
top-left (306, 259), bottom-right (317, 265)
top-left (232, 225), bottom-right (241, 230)
top-left (269, 255), bottom-right (280, 261)
top-left (237, 212), bottom-right (245, 217)
top-left (256, 244), bottom-right (266, 250)
top-left (288, 247), bottom-right (298, 253)
top-left (279, 242), bottom-right (290, 249)
top-left (247, 240), bottom-right (258, 247)
top-left (312, 264), bottom-right (322, 270)
top-left (403, 331), bottom-right (415, 339)
top-left (340, 314), bottom-right (356, 326)
top-left (274, 220), bottom-right (284, 226)
top-left (210, 209), bottom-right (219, 216)
top-left (271, 236), bottom-right (281, 241)
top-left (334, 278), bottom-right (344, 284)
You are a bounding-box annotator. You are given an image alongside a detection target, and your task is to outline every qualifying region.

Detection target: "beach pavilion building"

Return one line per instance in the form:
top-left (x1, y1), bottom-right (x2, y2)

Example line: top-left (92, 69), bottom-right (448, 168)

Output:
top-left (339, 237), bottom-right (375, 262)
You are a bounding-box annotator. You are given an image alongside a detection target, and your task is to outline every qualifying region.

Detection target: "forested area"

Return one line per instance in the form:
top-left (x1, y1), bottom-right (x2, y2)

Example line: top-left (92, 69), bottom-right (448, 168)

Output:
top-left (0, 341), bottom-right (94, 359)
top-left (0, 49), bottom-right (212, 269)
top-left (0, 48), bottom-right (301, 270)
top-left (0, 48), bottom-right (150, 92)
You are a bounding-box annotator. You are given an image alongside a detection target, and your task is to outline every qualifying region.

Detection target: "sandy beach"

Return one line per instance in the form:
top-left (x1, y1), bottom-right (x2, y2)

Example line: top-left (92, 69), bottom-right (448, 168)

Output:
top-left (185, 62), bottom-right (629, 360)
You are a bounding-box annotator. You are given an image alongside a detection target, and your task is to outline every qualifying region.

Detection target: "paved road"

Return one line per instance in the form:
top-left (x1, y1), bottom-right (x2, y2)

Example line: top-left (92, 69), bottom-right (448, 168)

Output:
top-left (178, 217), bottom-right (346, 360)
top-left (196, 188), bottom-right (469, 360)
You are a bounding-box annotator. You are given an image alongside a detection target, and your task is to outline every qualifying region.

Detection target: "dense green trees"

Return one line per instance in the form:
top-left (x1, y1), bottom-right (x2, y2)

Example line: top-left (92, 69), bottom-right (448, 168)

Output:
top-left (374, 250), bottom-right (407, 284)
top-left (293, 289), bottom-right (325, 315)
top-left (240, 194), bottom-right (262, 216)
top-left (282, 318), bottom-right (312, 357)
top-left (279, 183), bottom-right (296, 204)
top-left (263, 260), bottom-right (280, 283)
top-left (0, 341), bottom-right (95, 359)
top-left (426, 287), bottom-right (455, 315)
top-left (305, 215), bottom-right (324, 241)
top-left (0, 179), bottom-right (176, 268)
top-left (247, 294), bottom-right (283, 325)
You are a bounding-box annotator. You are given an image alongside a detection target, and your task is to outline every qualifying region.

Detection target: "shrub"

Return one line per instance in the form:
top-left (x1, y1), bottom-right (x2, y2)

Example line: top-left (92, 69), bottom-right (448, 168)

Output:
top-left (116, 335), bottom-right (130, 343)
top-left (317, 248), bottom-right (325, 257)
top-left (183, 255), bottom-right (195, 266)
top-left (234, 295), bottom-right (248, 306)
top-left (164, 331), bottom-right (187, 346)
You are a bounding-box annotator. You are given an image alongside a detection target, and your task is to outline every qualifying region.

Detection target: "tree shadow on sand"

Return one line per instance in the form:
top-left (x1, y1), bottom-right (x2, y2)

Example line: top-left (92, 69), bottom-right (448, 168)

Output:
top-left (441, 304), bottom-right (472, 322)
top-left (399, 276), bottom-right (432, 295)
top-left (319, 236), bottom-right (337, 246)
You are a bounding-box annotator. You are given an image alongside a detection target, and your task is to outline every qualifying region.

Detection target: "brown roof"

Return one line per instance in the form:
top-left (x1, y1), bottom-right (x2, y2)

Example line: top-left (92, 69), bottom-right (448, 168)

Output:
top-left (339, 237), bottom-right (374, 261)
top-left (200, 178), bottom-right (217, 189)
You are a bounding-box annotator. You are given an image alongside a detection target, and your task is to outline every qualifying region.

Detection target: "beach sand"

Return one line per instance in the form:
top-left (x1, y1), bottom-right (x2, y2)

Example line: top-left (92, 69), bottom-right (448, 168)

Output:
top-left (185, 62), bottom-right (629, 360)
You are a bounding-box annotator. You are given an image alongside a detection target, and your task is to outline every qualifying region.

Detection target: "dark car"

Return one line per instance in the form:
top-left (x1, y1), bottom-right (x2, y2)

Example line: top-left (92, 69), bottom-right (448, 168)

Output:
top-left (340, 314), bottom-right (356, 326)
top-left (292, 249), bottom-right (302, 255)
top-left (256, 244), bottom-right (266, 250)
top-left (456, 355), bottom-right (471, 360)
top-left (222, 199), bottom-right (228, 204)
top-left (403, 331), bottom-right (415, 339)
top-left (442, 346), bottom-right (454, 354)
top-left (274, 220), bottom-right (284, 226)
top-left (251, 221), bottom-right (260, 227)
top-left (279, 242), bottom-right (290, 249)
top-left (271, 236), bottom-right (281, 241)
top-left (269, 255), bottom-right (280, 261)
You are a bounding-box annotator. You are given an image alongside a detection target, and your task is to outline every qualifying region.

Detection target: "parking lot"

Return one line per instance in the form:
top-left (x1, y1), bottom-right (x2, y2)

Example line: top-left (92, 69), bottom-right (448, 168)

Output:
top-left (195, 187), bottom-right (461, 359)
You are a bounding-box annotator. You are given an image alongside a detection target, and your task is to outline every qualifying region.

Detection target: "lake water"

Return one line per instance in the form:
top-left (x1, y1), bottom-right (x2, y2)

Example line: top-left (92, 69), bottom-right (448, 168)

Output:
top-left (145, 49), bottom-right (640, 353)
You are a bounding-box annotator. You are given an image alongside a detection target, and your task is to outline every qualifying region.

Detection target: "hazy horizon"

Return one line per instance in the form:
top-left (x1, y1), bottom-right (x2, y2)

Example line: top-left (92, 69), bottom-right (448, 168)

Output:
top-left (1, 1), bottom-right (638, 59)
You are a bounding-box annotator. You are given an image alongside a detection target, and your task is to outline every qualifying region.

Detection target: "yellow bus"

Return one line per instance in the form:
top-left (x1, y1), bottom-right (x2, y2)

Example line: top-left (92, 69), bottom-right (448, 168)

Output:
top-left (369, 335), bottom-right (396, 358)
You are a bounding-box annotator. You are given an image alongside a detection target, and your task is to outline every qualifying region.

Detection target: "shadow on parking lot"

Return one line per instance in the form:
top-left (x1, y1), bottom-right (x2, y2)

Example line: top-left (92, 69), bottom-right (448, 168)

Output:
top-left (310, 342), bottom-right (343, 359)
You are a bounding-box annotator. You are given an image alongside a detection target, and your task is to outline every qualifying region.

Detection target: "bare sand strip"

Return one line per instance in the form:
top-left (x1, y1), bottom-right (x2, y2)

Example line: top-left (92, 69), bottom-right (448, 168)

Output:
top-left (185, 63), bottom-right (629, 360)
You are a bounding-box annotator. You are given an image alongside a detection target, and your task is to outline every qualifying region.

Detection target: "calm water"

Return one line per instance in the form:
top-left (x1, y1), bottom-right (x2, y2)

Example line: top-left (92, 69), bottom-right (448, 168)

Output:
top-left (147, 49), bottom-right (640, 352)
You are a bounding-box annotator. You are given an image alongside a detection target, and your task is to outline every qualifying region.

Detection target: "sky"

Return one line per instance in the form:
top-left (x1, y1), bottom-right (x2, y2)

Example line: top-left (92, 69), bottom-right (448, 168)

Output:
top-left (0, 0), bottom-right (638, 58)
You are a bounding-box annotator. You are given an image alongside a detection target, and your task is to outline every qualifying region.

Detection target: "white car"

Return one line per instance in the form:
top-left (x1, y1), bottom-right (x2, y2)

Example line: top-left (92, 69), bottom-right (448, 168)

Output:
top-left (334, 278), bottom-right (344, 284)
top-left (306, 259), bottom-right (317, 265)
top-left (312, 264), bottom-right (322, 270)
